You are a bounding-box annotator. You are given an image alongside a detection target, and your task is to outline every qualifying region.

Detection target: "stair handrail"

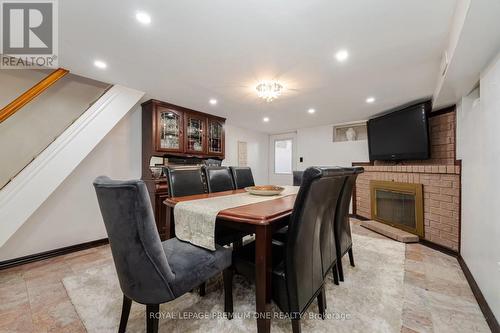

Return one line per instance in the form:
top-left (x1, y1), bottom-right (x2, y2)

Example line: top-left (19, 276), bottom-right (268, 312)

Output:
top-left (0, 68), bottom-right (69, 124)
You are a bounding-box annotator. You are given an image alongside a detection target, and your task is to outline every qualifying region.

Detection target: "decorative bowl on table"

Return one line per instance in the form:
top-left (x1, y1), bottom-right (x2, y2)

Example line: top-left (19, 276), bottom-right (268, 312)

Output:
top-left (245, 185), bottom-right (285, 196)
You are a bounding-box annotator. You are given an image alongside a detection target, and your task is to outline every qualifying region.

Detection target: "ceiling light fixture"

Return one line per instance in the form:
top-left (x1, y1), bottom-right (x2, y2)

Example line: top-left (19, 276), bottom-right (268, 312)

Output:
top-left (263, 117), bottom-right (270, 122)
top-left (335, 49), bottom-right (349, 62)
top-left (209, 98), bottom-right (217, 105)
top-left (366, 97), bottom-right (375, 103)
top-left (256, 80), bottom-right (284, 102)
top-left (94, 60), bottom-right (107, 69)
top-left (308, 108), bottom-right (316, 114)
top-left (136, 11), bottom-right (151, 25)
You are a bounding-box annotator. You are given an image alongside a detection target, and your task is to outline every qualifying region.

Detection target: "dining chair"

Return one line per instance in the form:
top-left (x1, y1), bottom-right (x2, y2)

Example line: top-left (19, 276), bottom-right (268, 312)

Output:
top-left (164, 167), bottom-right (206, 197)
top-left (292, 171), bottom-right (304, 186)
top-left (202, 166), bottom-right (235, 192)
top-left (229, 166), bottom-right (255, 189)
top-left (93, 176), bottom-right (233, 333)
top-left (334, 167), bottom-right (364, 282)
top-left (164, 166), bottom-right (210, 295)
top-left (233, 167), bottom-right (348, 333)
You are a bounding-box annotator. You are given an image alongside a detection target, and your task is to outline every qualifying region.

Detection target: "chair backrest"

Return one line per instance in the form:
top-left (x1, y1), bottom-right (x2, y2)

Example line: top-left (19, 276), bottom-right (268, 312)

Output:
top-left (292, 171), bottom-right (304, 186)
top-left (230, 166), bottom-right (255, 189)
top-left (285, 167), bottom-right (348, 314)
top-left (202, 166), bottom-right (235, 192)
top-left (203, 158), bottom-right (222, 167)
top-left (165, 167), bottom-right (206, 197)
top-left (334, 167), bottom-right (364, 256)
top-left (93, 176), bottom-right (175, 304)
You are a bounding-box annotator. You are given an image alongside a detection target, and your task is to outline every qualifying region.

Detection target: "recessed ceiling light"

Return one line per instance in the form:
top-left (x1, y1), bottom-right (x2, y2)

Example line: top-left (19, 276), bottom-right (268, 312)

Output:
top-left (335, 49), bottom-right (349, 62)
top-left (366, 97), bottom-right (376, 103)
top-left (209, 99), bottom-right (217, 105)
top-left (263, 117), bottom-right (270, 122)
top-left (136, 11), bottom-right (151, 25)
top-left (94, 60), bottom-right (107, 69)
top-left (308, 108), bottom-right (316, 114)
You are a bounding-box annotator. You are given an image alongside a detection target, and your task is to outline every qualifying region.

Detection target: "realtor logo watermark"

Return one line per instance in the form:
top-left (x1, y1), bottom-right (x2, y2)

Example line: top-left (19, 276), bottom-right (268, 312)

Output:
top-left (1, 0), bottom-right (58, 68)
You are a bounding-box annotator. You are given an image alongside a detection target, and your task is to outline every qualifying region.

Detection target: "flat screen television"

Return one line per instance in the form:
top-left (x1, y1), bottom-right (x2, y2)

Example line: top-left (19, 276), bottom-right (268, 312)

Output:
top-left (367, 101), bottom-right (431, 161)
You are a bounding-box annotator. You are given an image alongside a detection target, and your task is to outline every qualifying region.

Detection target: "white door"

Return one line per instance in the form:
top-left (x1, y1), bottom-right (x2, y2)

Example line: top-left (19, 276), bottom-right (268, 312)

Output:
top-left (269, 132), bottom-right (297, 185)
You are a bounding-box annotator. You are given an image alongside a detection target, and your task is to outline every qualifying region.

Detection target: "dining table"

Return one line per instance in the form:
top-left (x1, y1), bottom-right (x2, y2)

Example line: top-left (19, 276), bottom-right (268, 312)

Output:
top-left (164, 189), bottom-right (297, 333)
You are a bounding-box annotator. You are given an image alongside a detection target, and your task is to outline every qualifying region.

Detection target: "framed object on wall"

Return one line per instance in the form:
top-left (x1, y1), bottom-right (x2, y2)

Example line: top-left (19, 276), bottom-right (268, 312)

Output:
top-left (238, 141), bottom-right (247, 166)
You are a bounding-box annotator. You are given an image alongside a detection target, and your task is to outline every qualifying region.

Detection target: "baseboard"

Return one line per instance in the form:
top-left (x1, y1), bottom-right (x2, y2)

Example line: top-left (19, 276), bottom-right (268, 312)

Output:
top-left (0, 238), bottom-right (109, 270)
top-left (419, 239), bottom-right (458, 257)
top-left (349, 214), bottom-right (370, 221)
top-left (458, 255), bottom-right (500, 333)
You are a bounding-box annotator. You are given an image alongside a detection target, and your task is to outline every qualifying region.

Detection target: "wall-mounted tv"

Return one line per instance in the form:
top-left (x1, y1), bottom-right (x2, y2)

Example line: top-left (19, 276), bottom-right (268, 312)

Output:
top-left (367, 100), bottom-right (431, 161)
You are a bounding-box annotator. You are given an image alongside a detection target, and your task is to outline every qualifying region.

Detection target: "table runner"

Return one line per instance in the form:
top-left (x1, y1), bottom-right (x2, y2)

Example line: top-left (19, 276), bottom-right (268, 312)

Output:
top-left (174, 186), bottom-right (299, 250)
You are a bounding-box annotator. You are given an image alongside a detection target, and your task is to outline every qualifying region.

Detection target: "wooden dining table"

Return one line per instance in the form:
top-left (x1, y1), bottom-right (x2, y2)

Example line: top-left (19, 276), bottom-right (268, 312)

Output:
top-left (164, 189), bottom-right (297, 333)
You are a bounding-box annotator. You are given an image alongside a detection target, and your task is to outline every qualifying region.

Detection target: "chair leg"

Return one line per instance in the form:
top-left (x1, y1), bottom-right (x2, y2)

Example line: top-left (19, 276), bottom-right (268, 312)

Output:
top-left (348, 248), bottom-right (355, 267)
top-left (199, 283), bottom-right (206, 296)
top-left (146, 304), bottom-right (159, 333)
top-left (332, 264), bottom-right (339, 285)
top-left (291, 318), bottom-right (302, 333)
top-left (223, 268), bottom-right (234, 319)
top-left (317, 287), bottom-right (326, 319)
top-left (118, 295), bottom-right (132, 333)
top-left (233, 238), bottom-right (243, 250)
top-left (337, 260), bottom-right (344, 282)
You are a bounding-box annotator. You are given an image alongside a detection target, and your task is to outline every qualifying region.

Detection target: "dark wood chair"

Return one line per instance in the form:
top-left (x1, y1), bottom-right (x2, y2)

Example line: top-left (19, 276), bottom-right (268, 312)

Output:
top-left (233, 167), bottom-right (349, 333)
top-left (334, 167), bottom-right (364, 282)
top-left (202, 166), bottom-right (235, 192)
top-left (229, 166), bottom-right (255, 189)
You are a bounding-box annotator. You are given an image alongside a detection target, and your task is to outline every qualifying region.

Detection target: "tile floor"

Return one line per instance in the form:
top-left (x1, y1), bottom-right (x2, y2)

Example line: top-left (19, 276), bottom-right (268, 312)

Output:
top-left (0, 220), bottom-right (490, 333)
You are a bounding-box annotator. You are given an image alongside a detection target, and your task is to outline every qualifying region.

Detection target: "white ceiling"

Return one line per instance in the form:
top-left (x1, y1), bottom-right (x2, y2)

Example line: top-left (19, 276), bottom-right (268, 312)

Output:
top-left (59, 0), bottom-right (457, 133)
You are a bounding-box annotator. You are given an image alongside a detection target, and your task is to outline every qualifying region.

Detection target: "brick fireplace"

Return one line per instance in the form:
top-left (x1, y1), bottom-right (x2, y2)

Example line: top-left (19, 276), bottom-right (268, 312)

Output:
top-left (353, 109), bottom-right (461, 251)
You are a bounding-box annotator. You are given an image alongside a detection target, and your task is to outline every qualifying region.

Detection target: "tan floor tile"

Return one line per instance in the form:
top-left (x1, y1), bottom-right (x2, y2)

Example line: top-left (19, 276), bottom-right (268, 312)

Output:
top-left (0, 281), bottom-right (29, 312)
top-left (401, 302), bottom-right (434, 333)
top-left (65, 251), bottom-right (113, 273)
top-left (401, 326), bottom-right (420, 333)
top-left (31, 299), bottom-right (85, 333)
top-left (0, 302), bottom-right (34, 332)
top-left (0, 266), bottom-right (25, 287)
top-left (26, 281), bottom-right (69, 310)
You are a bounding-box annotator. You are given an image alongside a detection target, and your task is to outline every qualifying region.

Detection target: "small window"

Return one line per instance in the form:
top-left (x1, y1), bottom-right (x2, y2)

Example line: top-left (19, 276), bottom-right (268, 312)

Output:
top-left (274, 139), bottom-right (292, 174)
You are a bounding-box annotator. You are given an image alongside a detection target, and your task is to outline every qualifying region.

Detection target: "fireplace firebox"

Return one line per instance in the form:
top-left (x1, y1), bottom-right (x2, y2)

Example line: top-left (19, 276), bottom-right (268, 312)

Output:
top-left (370, 180), bottom-right (424, 237)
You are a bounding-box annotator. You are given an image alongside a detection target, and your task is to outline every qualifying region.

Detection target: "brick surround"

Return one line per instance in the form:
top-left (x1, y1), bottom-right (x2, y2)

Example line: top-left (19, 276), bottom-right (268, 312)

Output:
top-left (354, 110), bottom-right (461, 251)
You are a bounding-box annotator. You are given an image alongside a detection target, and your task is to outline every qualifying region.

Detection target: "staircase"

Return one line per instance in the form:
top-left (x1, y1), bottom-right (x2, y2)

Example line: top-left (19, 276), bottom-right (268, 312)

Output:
top-left (0, 69), bottom-right (144, 248)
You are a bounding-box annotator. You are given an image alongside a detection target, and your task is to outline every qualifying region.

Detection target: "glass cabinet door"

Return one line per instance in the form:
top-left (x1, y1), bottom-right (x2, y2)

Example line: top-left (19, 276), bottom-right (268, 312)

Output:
top-left (185, 114), bottom-right (206, 153)
top-left (157, 108), bottom-right (183, 152)
top-left (208, 119), bottom-right (224, 155)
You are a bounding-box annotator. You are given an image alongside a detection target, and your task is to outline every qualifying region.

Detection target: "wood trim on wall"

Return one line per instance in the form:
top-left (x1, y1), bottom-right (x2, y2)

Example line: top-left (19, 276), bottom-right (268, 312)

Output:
top-left (0, 68), bottom-right (69, 123)
top-left (458, 255), bottom-right (500, 333)
top-left (0, 238), bottom-right (108, 270)
top-left (429, 105), bottom-right (456, 117)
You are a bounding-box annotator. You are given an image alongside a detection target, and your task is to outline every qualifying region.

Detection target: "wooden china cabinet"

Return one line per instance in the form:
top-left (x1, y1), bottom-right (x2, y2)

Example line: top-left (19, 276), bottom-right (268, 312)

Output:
top-left (141, 99), bottom-right (226, 239)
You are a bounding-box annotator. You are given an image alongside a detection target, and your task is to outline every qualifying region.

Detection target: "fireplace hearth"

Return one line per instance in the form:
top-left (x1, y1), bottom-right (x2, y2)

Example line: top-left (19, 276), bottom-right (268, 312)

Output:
top-left (370, 180), bottom-right (424, 237)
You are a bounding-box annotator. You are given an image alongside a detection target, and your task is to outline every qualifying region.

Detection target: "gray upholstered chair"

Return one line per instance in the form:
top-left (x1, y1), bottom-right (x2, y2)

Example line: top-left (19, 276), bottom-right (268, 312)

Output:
top-left (93, 176), bottom-right (233, 333)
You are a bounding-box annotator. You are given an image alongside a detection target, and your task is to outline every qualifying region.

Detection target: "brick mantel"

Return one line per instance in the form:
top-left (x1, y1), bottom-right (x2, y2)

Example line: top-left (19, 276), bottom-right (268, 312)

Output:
top-left (354, 165), bottom-right (460, 251)
top-left (354, 110), bottom-right (461, 251)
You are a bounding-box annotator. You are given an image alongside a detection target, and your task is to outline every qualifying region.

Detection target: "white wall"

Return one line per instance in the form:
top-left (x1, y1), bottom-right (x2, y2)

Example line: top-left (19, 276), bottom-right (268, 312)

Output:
top-left (296, 124), bottom-right (369, 170)
top-left (0, 106), bottom-right (142, 261)
top-left (456, 53), bottom-right (500, 320)
top-left (223, 124), bottom-right (269, 185)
